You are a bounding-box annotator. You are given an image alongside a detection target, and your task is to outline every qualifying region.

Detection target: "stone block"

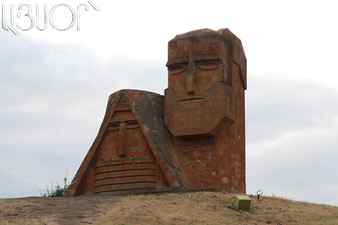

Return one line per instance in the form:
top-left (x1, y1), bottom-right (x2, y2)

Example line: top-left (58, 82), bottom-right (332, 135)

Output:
top-left (234, 195), bottom-right (251, 210)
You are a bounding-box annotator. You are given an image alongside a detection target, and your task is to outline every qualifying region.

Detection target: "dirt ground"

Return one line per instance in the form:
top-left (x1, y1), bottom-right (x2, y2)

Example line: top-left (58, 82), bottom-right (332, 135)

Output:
top-left (0, 194), bottom-right (123, 225)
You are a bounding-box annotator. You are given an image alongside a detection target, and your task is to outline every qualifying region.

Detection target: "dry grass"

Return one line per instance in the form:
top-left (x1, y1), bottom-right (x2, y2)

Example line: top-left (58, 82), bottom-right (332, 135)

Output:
top-left (1, 192), bottom-right (338, 224)
top-left (0, 195), bottom-right (122, 225)
top-left (0, 198), bottom-right (58, 225)
top-left (0, 220), bottom-right (51, 225)
top-left (0, 217), bottom-right (57, 225)
top-left (98, 191), bottom-right (338, 225)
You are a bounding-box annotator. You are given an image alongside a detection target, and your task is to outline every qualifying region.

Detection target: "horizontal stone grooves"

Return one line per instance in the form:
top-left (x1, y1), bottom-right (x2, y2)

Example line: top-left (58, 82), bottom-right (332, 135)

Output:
top-left (94, 163), bottom-right (156, 174)
top-left (94, 176), bottom-right (156, 187)
top-left (94, 169), bottom-right (156, 181)
top-left (95, 158), bottom-right (155, 168)
top-left (94, 182), bottom-right (155, 193)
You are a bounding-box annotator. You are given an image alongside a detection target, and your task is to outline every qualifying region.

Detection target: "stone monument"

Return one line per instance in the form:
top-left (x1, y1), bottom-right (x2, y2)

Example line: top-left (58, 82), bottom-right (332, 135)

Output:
top-left (67, 28), bottom-right (247, 196)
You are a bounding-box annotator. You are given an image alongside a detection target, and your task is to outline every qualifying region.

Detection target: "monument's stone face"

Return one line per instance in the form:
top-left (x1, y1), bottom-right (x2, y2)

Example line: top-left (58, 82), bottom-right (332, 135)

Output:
top-left (67, 28), bottom-right (247, 196)
top-left (93, 96), bottom-right (158, 193)
top-left (165, 28), bottom-right (246, 137)
top-left (164, 29), bottom-right (247, 192)
top-left (67, 90), bottom-right (178, 196)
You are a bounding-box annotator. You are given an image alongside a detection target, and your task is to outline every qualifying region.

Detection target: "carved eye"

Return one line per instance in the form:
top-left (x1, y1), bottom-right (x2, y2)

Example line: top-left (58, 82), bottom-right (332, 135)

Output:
top-left (168, 64), bottom-right (187, 75)
top-left (196, 60), bottom-right (221, 70)
top-left (108, 122), bottom-right (120, 131)
top-left (126, 120), bottom-right (139, 129)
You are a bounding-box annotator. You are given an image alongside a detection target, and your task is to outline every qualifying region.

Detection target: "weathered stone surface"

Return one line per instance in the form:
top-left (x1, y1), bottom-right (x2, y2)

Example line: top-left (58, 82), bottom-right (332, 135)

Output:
top-left (67, 28), bottom-right (247, 196)
top-left (165, 28), bottom-right (246, 137)
top-left (163, 28), bottom-right (246, 192)
top-left (67, 90), bottom-right (181, 195)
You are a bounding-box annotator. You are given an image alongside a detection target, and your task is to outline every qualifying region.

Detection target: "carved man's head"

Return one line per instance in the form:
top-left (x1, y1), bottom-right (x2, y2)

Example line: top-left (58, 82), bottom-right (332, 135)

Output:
top-left (164, 28), bottom-right (247, 137)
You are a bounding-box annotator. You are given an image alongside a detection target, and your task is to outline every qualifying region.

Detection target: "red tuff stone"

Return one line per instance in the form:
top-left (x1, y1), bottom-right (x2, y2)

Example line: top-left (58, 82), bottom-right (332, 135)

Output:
top-left (67, 28), bottom-right (247, 196)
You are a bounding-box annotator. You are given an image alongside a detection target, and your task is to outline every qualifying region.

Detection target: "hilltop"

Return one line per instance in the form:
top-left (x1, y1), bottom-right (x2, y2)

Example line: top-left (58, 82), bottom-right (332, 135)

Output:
top-left (1, 191), bottom-right (337, 224)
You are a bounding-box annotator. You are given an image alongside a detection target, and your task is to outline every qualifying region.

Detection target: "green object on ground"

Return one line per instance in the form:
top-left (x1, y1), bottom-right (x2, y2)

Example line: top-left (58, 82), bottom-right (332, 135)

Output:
top-left (234, 195), bottom-right (251, 210)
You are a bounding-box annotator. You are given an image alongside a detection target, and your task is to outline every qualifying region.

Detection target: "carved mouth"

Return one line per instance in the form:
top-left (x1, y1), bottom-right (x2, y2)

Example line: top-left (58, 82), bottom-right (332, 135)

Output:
top-left (178, 97), bottom-right (205, 102)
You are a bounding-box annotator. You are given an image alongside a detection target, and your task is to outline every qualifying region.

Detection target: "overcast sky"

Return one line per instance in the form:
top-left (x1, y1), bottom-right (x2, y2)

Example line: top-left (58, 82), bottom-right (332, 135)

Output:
top-left (1, 0), bottom-right (338, 206)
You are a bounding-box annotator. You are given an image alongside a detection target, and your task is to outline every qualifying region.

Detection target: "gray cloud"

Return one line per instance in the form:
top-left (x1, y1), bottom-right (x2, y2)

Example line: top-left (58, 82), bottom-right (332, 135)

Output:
top-left (1, 31), bottom-right (338, 206)
top-left (0, 33), bottom-right (167, 197)
top-left (246, 73), bottom-right (338, 205)
top-left (246, 74), bottom-right (338, 142)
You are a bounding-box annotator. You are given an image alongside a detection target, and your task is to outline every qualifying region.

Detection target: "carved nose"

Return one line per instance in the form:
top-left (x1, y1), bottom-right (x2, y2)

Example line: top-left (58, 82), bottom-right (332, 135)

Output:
top-left (118, 122), bottom-right (126, 157)
top-left (185, 62), bottom-right (195, 94)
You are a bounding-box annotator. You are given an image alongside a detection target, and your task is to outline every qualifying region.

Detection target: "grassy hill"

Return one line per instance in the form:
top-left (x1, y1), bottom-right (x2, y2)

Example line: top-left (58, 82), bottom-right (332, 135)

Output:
top-left (1, 191), bottom-right (338, 224)
top-left (99, 192), bottom-right (338, 225)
